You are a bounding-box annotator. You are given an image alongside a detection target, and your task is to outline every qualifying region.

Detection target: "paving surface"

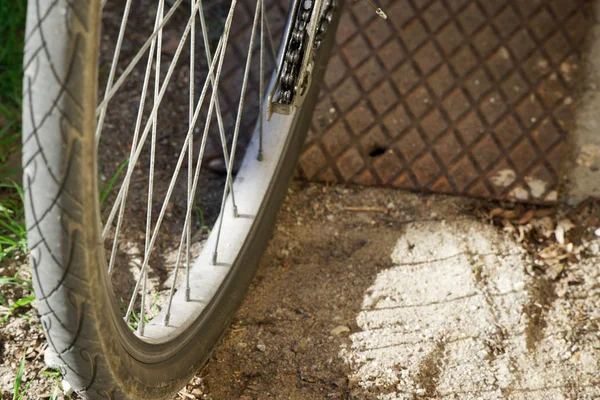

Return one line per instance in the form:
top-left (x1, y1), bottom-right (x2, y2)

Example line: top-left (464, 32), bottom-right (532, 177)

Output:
top-left (184, 183), bottom-right (600, 399)
top-left (299, 0), bottom-right (595, 203)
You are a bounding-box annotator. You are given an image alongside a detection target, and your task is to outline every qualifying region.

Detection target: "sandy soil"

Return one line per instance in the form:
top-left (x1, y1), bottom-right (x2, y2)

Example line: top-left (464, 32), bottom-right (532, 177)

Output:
top-left (2, 182), bottom-right (600, 399)
top-left (184, 183), bottom-right (600, 400)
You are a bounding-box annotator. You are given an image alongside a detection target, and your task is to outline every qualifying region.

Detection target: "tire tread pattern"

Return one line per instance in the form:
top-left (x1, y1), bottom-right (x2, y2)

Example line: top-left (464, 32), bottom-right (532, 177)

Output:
top-left (22, 1), bottom-right (121, 398)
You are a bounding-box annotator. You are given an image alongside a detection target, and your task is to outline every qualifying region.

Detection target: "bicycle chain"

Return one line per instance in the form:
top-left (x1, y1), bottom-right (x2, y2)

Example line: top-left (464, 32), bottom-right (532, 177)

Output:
top-left (277, 0), bottom-right (336, 105)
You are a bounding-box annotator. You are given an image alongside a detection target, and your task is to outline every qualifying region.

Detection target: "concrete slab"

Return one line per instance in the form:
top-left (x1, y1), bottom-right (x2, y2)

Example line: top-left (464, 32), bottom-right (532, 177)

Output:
top-left (565, 0), bottom-right (600, 204)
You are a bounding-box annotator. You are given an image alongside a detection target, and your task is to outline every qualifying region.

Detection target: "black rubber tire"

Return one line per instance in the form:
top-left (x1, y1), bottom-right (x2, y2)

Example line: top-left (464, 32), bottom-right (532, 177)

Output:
top-left (22, 1), bottom-right (341, 399)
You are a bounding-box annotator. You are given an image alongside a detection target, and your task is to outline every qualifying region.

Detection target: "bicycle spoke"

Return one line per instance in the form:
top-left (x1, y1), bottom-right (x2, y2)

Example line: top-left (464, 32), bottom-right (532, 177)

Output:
top-left (258, 0), bottom-right (265, 161)
top-left (185, 0), bottom-right (196, 302)
top-left (138, 0), bottom-right (165, 337)
top-left (95, 0), bottom-right (133, 144)
top-left (124, 0), bottom-right (239, 323)
top-left (163, 66), bottom-right (222, 326)
top-left (263, 4), bottom-right (277, 62)
top-left (107, 2), bottom-right (164, 276)
top-left (95, 0), bottom-right (184, 122)
top-left (98, 0), bottom-right (304, 338)
top-left (101, 1), bottom-right (218, 240)
top-left (197, 2), bottom-right (238, 214)
top-left (212, 0), bottom-right (262, 265)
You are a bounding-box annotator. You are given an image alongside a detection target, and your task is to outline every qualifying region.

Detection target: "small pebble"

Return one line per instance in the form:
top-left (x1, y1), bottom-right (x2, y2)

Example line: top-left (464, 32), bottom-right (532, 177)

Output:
top-left (594, 228), bottom-right (600, 237)
top-left (62, 379), bottom-right (73, 395)
top-left (330, 325), bottom-right (350, 336)
top-left (256, 343), bottom-right (266, 352)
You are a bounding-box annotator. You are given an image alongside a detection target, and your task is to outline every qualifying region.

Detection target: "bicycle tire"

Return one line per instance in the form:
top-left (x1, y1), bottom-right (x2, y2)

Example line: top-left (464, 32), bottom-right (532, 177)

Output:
top-left (22, 0), bottom-right (341, 398)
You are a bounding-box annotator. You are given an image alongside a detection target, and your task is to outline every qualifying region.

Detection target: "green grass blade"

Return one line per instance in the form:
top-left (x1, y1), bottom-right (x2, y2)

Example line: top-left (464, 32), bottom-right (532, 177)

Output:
top-left (13, 354), bottom-right (25, 400)
top-left (0, 276), bottom-right (31, 287)
top-left (11, 295), bottom-right (35, 310)
top-left (100, 159), bottom-right (129, 207)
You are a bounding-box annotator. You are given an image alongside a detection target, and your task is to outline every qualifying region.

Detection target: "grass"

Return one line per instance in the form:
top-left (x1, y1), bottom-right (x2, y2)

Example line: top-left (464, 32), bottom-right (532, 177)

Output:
top-left (0, 181), bottom-right (30, 325)
top-left (0, 268), bottom-right (34, 325)
top-left (13, 354), bottom-right (32, 400)
top-left (0, 182), bottom-right (27, 260)
top-left (0, 0), bottom-right (28, 264)
top-left (41, 369), bottom-right (62, 400)
top-left (0, 0), bottom-right (27, 179)
top-left (0, 0), bottom-right (36, 336)
top-left (100, 159), bottom-right (129, 207)
top-left (194, 204), bottom-right (211, 235)
top-left (119, 296), bottom-right (152, 332)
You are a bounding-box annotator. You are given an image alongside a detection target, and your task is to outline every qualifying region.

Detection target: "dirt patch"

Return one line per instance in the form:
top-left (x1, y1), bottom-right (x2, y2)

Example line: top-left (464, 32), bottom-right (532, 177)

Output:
top-left (523, 276), bottom-right (557, 351)
top-left (413, 340), bottom-right (445, 398)
top-left (188, 183), bottom-right (464, 400)
top-left (2, 183), bottom-right (600, 399)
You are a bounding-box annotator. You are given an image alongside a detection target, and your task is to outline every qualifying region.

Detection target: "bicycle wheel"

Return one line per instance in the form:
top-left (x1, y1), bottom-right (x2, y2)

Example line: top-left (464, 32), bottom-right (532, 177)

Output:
top-left (22, 0), bottom-right (341, 398)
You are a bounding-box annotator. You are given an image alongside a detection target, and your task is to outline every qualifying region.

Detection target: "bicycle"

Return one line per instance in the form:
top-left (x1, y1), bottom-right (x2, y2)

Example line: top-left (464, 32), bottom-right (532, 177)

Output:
top-left (22, 0), bottom-right (342, 398)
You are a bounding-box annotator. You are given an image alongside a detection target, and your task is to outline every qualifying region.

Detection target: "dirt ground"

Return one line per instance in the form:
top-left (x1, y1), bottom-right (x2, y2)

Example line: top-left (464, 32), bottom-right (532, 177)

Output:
top-left (4, 181), bottom-right (599, 399)
top-left (182, 183), bottom-right (600, 400)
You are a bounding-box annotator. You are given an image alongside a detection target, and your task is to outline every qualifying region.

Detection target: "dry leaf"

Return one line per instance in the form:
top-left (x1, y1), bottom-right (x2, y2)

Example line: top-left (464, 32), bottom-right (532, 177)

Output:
top-left (502, 209), bottom-right (520, 220)
top-left (547, 263), bottom-right (565, 280)
top-left (518, 210), bottom-right (535, 225)
top-left (489, 208), bottom-right (504, 218)
top-left (533, 216), bottom-right (555, 238)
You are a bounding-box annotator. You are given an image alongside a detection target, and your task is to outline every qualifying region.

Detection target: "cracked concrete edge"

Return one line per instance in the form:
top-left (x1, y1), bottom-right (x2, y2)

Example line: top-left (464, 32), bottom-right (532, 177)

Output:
top-left (564, 1), bottom-right (600, 204)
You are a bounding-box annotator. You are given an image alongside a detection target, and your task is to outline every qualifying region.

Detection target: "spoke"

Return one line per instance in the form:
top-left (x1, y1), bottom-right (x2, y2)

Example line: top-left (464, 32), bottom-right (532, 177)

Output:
top-left (107, 2), bottom-right (163, 276)
top-left (125, 0), bottom-right (239, 323)
top-left (197, 2), bottom-right (238, 214)
top-left (95, 0), bottom-right (134, 143)
top-left (164, 56), bottom-right (224, 325)
top-left (185, 0), bottom-right (196, 302)
top-left (258, 0), bottom-right (265, 161)
top-left (138, 0), bottom-right (164, 337)
top-left (164, 94), bottom-right (214, 325)
top-left (263, 3), bottom-right (277, 62)
top-left (212, 0), bottom-right (262, 265)
top-left (102, 1), bottom-right (218, 240)
top-left (95, 0), bottom-right (184, 122)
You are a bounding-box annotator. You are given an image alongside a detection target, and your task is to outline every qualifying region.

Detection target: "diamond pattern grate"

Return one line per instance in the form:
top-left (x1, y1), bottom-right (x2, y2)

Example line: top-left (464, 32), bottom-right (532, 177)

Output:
top-left (298, 0), bottom-right (595, 202)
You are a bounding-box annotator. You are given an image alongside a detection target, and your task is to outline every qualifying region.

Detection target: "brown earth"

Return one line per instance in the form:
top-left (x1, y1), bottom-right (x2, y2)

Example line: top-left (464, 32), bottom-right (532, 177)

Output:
top-left (3, 182), bottom-right (599, 399)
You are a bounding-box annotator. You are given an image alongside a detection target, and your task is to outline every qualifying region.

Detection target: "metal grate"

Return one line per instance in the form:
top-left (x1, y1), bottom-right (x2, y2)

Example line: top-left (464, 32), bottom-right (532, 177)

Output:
top-left (298, 0), bottom-right (595, 202)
